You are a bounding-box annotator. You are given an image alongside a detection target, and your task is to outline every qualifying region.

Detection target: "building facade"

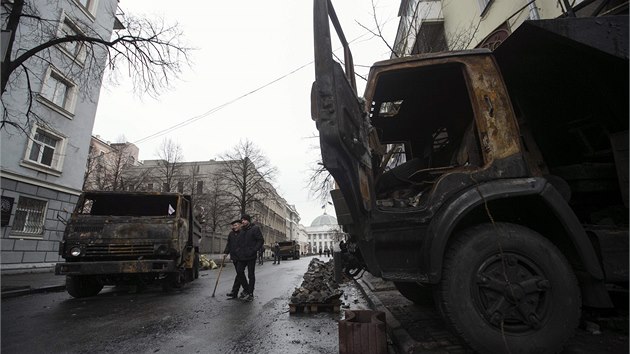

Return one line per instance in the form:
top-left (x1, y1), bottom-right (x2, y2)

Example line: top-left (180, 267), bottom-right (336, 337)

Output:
top-left (121, 158), bottom-right (293, 254)
top-left (1, 0), bottom-right (119, 270)
top-left (296, 224), bottom-right (309, 255)
top-left (83, 136), bottom-right (140, 191)
top-left (393, 0), bottom-right (565, 56)
top-left (305, 213), bottom-right (345, 256)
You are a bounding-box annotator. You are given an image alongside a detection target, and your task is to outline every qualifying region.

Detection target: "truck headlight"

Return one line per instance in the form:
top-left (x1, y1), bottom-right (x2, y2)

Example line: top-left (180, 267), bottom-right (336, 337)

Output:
top-left (155, 245), bottom-right (168, 255)
top-left (70, 246), bottom-right (82, 257)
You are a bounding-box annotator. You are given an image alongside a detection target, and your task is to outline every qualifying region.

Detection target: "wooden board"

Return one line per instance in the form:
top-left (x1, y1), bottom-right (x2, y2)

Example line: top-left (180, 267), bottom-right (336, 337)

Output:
top-left (289, 300), bottom-right (341, 314)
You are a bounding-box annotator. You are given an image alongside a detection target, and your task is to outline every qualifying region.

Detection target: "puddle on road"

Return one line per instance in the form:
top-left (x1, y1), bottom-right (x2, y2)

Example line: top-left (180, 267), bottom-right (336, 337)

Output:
top-left (226, 281), bottom-right (371, 354)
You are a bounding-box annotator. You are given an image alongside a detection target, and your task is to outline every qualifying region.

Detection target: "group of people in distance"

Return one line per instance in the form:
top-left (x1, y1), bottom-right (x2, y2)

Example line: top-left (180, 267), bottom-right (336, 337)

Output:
top-left (223, 214), bottom-right (264, 302)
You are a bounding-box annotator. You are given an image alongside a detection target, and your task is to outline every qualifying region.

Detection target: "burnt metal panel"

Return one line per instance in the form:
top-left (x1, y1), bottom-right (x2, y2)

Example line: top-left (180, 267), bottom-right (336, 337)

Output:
top-left (588, 227), bottom-right (629, 282)
top-left (609, 131), bottom-right (629, 207)
top-left (55, 259), bottom-right (175, 275)
top-left (313, 0), bottom-right (375, 235)
top-left (516, 16), bottom-right (628, 59)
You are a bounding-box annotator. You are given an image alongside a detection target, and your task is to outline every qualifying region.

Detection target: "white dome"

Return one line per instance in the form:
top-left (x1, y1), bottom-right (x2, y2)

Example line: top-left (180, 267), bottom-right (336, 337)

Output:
top-left (310, 213), bottom-right (338, 227)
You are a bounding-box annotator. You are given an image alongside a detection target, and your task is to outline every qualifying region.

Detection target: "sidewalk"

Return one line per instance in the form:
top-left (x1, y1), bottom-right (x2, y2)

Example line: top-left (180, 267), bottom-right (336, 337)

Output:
top-left (1, 269), bottom-right (66, 299)
top-left (1, 254), bottom-right (230, 299)
top-left (354, 272), bottom-right (468, 354)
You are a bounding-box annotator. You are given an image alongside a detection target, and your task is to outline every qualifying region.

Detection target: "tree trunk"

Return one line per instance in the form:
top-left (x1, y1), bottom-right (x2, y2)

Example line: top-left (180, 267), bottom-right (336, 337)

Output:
top-left (1, 0), bottom-right (24, 94)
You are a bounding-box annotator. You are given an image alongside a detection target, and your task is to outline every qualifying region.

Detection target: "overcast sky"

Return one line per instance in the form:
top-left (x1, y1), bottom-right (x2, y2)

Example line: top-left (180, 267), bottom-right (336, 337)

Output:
top-left (92, 0), bottom-right (400, 226)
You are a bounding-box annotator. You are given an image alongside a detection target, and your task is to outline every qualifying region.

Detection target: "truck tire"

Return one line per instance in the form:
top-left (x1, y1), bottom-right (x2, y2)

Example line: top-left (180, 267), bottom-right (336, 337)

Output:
top-left (437, 223), bottom-right (580, 354)
top-left (394, 282), bottom-right (434, 306)
top-left (66, 275), bottom-right (103, 298)
top-left (162, 271), bottom-right (185, 291)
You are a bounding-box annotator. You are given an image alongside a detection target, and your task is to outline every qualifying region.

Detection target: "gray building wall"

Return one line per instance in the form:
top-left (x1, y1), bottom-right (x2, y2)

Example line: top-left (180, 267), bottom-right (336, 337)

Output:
top-left (1, 0), bottom-right (118, 270)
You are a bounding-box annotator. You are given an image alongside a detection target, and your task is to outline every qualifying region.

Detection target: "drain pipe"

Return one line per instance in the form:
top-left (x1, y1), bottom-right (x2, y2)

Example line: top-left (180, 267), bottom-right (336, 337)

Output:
top-left (528, 0), bottom-right (540, 20)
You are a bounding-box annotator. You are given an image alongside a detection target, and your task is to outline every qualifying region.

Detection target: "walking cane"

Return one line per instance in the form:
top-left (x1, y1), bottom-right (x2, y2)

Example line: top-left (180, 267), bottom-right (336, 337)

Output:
top-left (211, 254), bottom-right (227, 297)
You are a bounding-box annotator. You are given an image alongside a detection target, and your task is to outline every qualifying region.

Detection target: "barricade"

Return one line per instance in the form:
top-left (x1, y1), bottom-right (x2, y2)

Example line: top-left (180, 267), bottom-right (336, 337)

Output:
top-left (338, 310), bottom-right (387, 354)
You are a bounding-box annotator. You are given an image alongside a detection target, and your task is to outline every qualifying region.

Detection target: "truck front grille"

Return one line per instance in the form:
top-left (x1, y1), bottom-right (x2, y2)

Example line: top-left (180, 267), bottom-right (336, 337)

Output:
top-left (85, 244), bottom-right (154, 257)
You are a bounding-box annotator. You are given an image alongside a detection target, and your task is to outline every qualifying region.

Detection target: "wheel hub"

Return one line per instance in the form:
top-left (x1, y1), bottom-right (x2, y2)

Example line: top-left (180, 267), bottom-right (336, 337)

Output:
top-left (474, 253), bottom-right (551, 332)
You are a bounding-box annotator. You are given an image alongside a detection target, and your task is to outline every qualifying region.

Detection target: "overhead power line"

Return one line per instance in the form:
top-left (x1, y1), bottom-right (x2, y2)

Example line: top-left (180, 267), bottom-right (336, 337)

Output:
top-left (132, 30), bottom-right (376, 145)
top-left (132, 61), bottom-right (313, 145)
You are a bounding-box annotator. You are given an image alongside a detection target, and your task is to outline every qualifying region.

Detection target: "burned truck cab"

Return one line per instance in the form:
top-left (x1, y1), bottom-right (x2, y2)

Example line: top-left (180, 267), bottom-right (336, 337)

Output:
top-left (359, 52), bottom-right (531, 278)
top-left (312, 1), bottom-right (627, 352)
top-left (56, 191), bottom-right (201, 297)
top-left (313, 0), bottom-right (527, 281)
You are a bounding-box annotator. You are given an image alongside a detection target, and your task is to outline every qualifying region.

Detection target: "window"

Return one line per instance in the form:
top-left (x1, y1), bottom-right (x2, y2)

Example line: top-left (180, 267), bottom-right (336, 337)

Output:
top-left (196, 181), bottom-right (203, 194)
top-left (147, 183), bottom-right (153, 191)
top-left (162, 183), bottom-right (169, 192)
top-left (12, 196), bottom-right (47, 235)
top-left (177, 181), bottom-right (184, 193)
top-left (59, 18), bottom-right (86, 62)
top-left (74, 0), bottom-right (98, 17)
top-left (23, 126), bottom-right (66, 172)
top-left (40, 68), bottom-right (77, 113)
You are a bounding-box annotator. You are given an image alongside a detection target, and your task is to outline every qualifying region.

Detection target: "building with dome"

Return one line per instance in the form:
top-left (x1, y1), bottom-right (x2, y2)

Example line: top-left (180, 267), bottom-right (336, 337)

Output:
top-left (305, 212), bottom-right (346, 255)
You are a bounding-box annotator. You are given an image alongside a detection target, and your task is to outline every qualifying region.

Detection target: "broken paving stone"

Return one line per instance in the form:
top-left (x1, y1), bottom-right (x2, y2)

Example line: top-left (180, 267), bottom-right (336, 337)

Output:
top-left (290, 258), bottom-right (343, 305)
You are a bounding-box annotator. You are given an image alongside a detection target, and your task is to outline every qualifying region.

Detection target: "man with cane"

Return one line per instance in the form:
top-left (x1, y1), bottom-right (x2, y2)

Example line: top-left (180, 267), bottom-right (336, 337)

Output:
top-left (235, 214), bottom-right (264, 302)
top-left (223, 219), bottom-right (245, 299)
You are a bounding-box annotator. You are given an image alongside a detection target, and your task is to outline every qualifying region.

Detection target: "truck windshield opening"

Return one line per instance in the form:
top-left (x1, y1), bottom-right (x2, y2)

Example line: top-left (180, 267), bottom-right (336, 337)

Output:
top-left (78, 194), bottom-right (179, 217)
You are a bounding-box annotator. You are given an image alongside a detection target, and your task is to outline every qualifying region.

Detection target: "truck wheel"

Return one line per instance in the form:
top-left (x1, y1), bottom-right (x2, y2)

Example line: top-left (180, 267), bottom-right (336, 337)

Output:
top-left (66, 276), bottom-right (103, 298)
top-left (437, 223), bottom-right (580, 354)
top-left (162, 271), bottom-right (185, 291)
top-left (394, 282), bottom-right (434, 306)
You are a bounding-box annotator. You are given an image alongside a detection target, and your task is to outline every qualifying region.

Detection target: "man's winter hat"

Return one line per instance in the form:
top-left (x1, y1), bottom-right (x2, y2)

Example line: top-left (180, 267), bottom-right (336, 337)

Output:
top-left (241, 214), bottom-right (252, 222)
top-left (230, 219), bottom-right (242, 225)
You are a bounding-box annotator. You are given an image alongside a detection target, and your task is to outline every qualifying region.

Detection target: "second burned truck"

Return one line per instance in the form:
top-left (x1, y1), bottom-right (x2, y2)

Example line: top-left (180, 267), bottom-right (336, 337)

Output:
top-left (311, 0), bottom-right (628, 353)
top-left (55, 191), bottom-right (202, 297)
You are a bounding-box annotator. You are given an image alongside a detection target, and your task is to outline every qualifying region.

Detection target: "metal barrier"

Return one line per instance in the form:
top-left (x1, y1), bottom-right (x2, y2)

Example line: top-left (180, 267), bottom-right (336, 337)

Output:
top-left (338, 310), bottom-right (387, 354)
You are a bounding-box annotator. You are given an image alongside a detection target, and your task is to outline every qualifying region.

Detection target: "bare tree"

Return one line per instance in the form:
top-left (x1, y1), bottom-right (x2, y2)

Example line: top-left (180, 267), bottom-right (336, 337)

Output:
top-left (154, 138), bottom-right (184, 192)
top-left (218, 139), bottom-right (277, 216)
top-left (82, 136), bottom-right (140, 191)
top-left (1, 0), bottom-right (190, 132)
top-left (201, 173), bottom-right (235, 233)
top-left (120, 165), bottom-right (153, 192)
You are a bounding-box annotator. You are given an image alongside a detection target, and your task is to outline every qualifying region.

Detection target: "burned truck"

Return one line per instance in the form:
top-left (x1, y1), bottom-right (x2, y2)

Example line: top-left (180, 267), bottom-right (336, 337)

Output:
top-left (55, 191), bottom-right (202, 298)
top-left (278, 240), bottom-right (301, 260)
top-left (311, 0), bottom-right (628, 353)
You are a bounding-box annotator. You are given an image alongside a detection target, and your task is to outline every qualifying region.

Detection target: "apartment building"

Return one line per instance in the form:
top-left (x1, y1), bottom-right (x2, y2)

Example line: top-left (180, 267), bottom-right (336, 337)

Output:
top-left (1, 0), bottom-right (120, 270)
top-left (83, 136), bottom-right (140, 191)
top-left (393, 0), bottom-right (565, 56)
top-left (122, 158), bottom-right (292, 253)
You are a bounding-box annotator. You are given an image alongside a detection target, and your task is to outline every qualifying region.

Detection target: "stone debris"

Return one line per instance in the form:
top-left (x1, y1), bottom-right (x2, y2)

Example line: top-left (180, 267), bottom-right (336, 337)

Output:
top-left (291, 258), bottom-right (343, 304)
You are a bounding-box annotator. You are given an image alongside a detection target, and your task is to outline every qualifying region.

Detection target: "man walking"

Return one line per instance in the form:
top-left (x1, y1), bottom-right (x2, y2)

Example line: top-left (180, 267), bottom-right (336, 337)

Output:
top-left (224, 219), bottom-right (245, 299)
top-left (258, 246), bottom-right (264, 265)
top-left (235, 214), bottom-right (264, 302)
top-left (273, 242), bottom-right (281, 265)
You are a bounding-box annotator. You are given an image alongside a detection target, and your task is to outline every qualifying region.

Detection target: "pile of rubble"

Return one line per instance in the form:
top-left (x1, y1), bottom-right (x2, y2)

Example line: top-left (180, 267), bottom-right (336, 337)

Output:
top-left (291, 258), bottom-right (343, 304)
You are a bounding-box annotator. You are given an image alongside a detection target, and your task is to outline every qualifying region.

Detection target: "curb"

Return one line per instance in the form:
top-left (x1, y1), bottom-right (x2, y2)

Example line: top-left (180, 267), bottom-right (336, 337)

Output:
top-left (1, 285), bottom-right (66, 299)
top-left (355, 278), bottom-right (417, 354)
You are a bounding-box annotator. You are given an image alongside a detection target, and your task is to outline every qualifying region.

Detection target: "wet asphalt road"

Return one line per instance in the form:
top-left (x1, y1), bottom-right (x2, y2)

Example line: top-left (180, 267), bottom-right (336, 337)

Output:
top-left (1, 256), bottom-right (366, 354)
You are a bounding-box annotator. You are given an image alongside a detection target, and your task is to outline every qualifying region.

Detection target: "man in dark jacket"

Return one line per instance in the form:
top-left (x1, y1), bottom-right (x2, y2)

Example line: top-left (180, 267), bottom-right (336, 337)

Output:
top-left (235, 214), bottom-right (264, 302)
top-left (272, 242), bottom-right (281, 265)
top-left (224, 219), bottom-right (245, 299)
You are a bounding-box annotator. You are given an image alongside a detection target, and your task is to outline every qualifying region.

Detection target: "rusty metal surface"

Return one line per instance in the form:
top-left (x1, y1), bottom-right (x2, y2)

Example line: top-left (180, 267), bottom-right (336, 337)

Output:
top-left (55, 259), bottom-right (175, 276)
top-left (58, 191), bottom-right (196, 277)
